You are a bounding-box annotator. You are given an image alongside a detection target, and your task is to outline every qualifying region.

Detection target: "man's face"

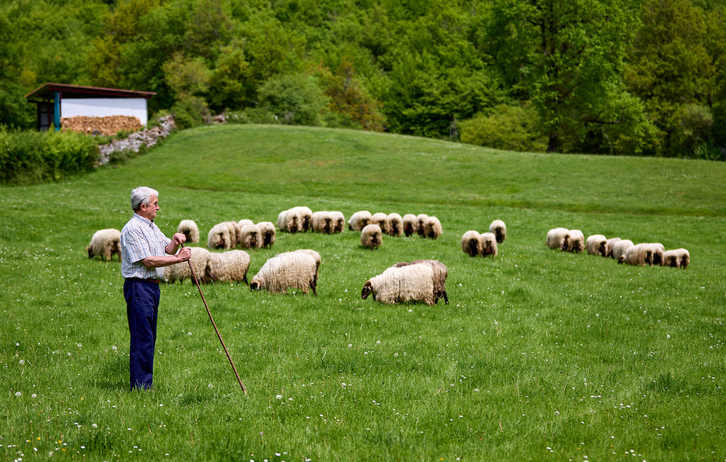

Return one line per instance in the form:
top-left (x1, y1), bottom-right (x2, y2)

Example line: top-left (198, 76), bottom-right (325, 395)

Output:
top-left (138, 195), bottom-right (159, 220)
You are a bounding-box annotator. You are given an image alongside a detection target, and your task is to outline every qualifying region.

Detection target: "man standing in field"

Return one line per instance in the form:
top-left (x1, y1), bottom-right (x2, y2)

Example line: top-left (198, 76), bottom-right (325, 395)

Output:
top-left (120, 186), bottom-right (191, 390)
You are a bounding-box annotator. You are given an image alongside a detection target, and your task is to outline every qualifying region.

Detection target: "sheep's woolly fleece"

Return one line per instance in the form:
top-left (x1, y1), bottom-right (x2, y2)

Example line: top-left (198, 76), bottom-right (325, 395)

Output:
top-left (257, 221), bottom-right (276, 248)
top-left (348, 211), bottom-right (372, 231)
top-left (479, 232), bottom-right (498, 258)
top-left (239, 224), bottom-right (262, 249)
top-left (402, 214), bottom-right (418, 237)
top-left (250, 251), bottom-right (318, 295)
top-left (568, 229), bottom-right (584, 253)
top-left (361, 224), bottom-right (383, 249)
top-left (586, 234), bottom-right (608, 256)
top-left (423, 216), bottom-right (442, 240)
top-left (546, 228), bottom-right (571, 251)
top-left (370, 213), bottom-right (390, 235)
top-left (605, 237), bottom-right (622, 258)
top-left (415, 214), bottom-right (429, 237)
top-left (277, 208), bottom-right (302, 233)
top-left (311, 211), bottom-right (336, 234)
top-left (362, 264), bottom-right (435, 306)
top-left (164, 247), bottom-right (210, 284)
top-left (206, 250), bottom-right (251, 283)
top-left (394, 259), bottom-right (449, 304)
top-left (612, 239), bottom-right (634, 262)
top-left (177, 220), bottom-right (200, 244)
top-left (387, 213), bottom-right (403, 236)
top-left (489, 220), bottom-right (506, 244)
top-left (208, 223), bottom-right (233, 250)
top-left (622, 243), bottom-right (654, 266)
top-left (87, 229), bottom-right (121, 261)
top-left (461, 230), bottom-right (482, 257)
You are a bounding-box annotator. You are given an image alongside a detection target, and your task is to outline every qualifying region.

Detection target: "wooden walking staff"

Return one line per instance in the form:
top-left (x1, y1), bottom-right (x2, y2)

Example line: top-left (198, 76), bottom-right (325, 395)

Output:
top-left (182, 244), bottom-right (247, 395)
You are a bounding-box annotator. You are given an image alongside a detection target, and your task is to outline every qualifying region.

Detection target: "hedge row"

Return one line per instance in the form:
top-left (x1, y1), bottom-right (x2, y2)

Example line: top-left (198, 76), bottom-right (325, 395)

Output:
top-left (0, 128), bottom-right (99, 184)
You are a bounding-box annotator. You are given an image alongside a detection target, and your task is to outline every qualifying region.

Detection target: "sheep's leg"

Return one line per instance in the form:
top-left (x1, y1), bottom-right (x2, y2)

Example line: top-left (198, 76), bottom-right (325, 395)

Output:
top-left (310, 279), bottom-right (317, 296)
top-left (443, 290), bottom-right (449, 304)
top-left (242, 274), bottom-right (249, 285)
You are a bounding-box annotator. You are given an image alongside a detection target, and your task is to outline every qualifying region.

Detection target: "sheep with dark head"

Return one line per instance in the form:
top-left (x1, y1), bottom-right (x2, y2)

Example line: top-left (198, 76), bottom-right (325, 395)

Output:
top-left (361, 224), bottom-right (383, 249)
top-left (402, 214), bottom-right (418, 237)
top-left (312, 211), bottom-right (335, 234)
top-left (250, 251), bottom-right (318, 295)
top-left (257, 221), bottom-right (276, 248)
top-left (87, 229), bottom-right (122, 261)
top-left (348, 211), bottom-right (372, 231)
top-left (586, 234), bottom-right (608, 256)
top-left (567, 229), bottom-right (584, 253)
top-left (387, 213), bottom-right (403, 236)
top-left (605, 237), bottom-right (621, 258)
top-left (612, 239), bottom-right (634, 262)
top-left (461, 231), bottom-right (482, 257)
top-left (332, 211), bottom-right (345, 233)
top-left (239, 224), bottom-right (262, 250)
top-left (177, 220), bottom-right (200, 244)
top-left (361, 264), bottom-right (435, 306)
top-left (394, 259), bottom-right (449, 304)
top-left (423, 216), bottom-right (442, 240)
top-left (416, 214), bottom-right (429, 237)
top-left (489, 220), bottom-right (506, 244)
top-left (371, 213), bottom-right (390, 235)
top-left (479, 232), bottom-right (498, 258)
top-left (621, 243), bottom-right (654, 266)
top-left (546, 228), bottom-right (570, 251)
top-left (207, 223), bottom-right (233, 250)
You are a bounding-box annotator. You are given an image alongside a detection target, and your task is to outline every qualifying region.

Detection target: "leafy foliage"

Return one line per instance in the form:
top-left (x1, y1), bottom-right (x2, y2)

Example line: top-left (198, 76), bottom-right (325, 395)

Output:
top-left (460, 104), bottom-right (547, 152)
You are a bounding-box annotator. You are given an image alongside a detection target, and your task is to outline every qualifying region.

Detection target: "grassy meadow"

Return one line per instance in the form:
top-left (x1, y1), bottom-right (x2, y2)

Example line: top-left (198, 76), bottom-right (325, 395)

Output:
top-left (2, 124), bottom-right (726, 461)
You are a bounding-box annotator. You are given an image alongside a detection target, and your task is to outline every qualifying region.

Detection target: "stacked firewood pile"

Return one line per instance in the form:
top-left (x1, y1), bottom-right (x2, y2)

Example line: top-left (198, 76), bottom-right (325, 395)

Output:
top-left (61, 115), bottom-right (144, 136)
top-left (97, 115), bottom-right (176, 166)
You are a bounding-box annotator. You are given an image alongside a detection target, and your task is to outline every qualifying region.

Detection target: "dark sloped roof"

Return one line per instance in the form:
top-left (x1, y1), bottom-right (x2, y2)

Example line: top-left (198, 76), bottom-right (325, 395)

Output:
top-left (25, 83), bottom-right (156, 102)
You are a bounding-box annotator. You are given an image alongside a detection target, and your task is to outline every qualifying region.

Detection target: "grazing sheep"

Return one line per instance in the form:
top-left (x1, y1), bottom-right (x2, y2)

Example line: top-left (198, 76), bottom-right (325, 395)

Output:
top-left (387, 213), bottom-right (403, 237)
top-left (311, 211), bottom-right (335, 234)
top-left (277, 209), bottom-right (302, 233)
top-left (250, 252), bottom-right (318, 295)
top-left (87, 228), bottom-right (122, 261)
top-left (612, 239), bottom-right (634, 262)
top-left (546, 228), bottom-right (571, 251)
top-left (361, 264), bottom-right (436, 306)
top-left (221, 221), bottom-right (241, 248)
top-left (479, 232), bottom-right (498, 258)
top-left (423, 216), bottom-right (442, 240)
top-left (662, 250), bottom-right (680, 268)
top-left (361, 224), bottom-right (383, 249)
top-left (331, 211), bottom-right (345, 233)
top-left (461, 231), bottom-right (482, 257)
top-left (489, 220), bottom-right (507, 244)
top-left (237, 219), bottom-right (254, 229)
top-left (605, 237), bottom-right (622, 258)
top-left (282, 249), bottom-right (322, 287)
top-left (177, 220), bottom-right (200, 244)
top-left (257, 221), bottom-right (276, 248)
top-left (290, 206), bottom-right (313, 232)
top-left (676, 248), bottom-right (690, 269)
top-left (586, 234), bottom-right (608, 256)
top-left (394, 259), bottom-right (449, 304)
top-left (621, 243), bottom-right (654, 266)
top-left (208, 223), bottom-right (233, 250)
top-left (416, 214), bottom-right (429, 237)
top-left (239, 224), bottom-right (262, 249)
top-left (402, 214), bottom-right (418, 237)
top-left (348, 211), bottom-right (372, 231)
top-left (568, 229), bottom-right (584, 253)
top-left (650, 243), bottom-right (665, 266)
top-left (205, 250), bottom-right (250, 284)
top-left (371, 213), bottom-right (390, 235)
top-left (164, 247), bottom-right (210, 284)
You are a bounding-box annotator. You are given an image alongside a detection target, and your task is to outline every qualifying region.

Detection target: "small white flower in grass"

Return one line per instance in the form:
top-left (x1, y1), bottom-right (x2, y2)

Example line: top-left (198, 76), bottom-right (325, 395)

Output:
top-left (667, 335), bottom-right (671, 339)
top-left (31, 394), bottom-right (37, 398)
top-left (208, 384), bottom-right (214, 389)
top-left (376, 340), bottom-right (380, 344)
top-left (15, 392), bottom-right (21, 397)
top-left (288, 398), bottom-right (293, 401)
top-left (394, 353), bottom-right (398, 357)
top-left (188, 332), bottom-right (192, 336)
top-left (348, 344), bottom-right (352, 347)
top-left (19, 360), bottom-right (25, 365)
top-left (92, 424), bottom-right (97, 429)
top-left (112, 345), bottom-right (117, 350)
top-left (276, 395), bottom-right (282, 399)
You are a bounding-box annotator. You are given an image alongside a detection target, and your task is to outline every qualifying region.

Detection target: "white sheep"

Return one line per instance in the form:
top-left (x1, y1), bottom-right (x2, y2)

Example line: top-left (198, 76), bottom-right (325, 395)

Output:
top-left (370, 213), bottom-right (390, 235)
top-left (277, 209), bottom-right (302, 233)
top-left (177, 220), bottom-right (200, 244)
top-left (568, 229), bottom-right (584, 253)
top-left (222, 221), bottom-right (241, 248)
top-left (461, 230), bottom-right (482, 257)
top-left (205, 250), bottom-right (250, 284)
top-left (208, 223), bottom-right (233, 250)
top-left (489, 220), bottom-right (507, 244)
top-left (479, 232), bottom-right (498, 258)
top-left (281, 249), bottom-right (322, 287)
top-left (250, 251), bottom-right (318, 295)
top-left (361, 224), bottom-right (383, 249)
top-left (650, 243), bottom-right (665, 266)
top-left (586, 234), bottom-right (608, 256)
top-left (239, 224), bottom-right (262, 249)
top-left (621, 243), bottom-right (654, 266)
top-left (290, 206), bottom-right (313, 232)
top-left (348, 211), bottom-right (372, 231)
top-left (402, 214), bottom-right (418, 237)
top-left (611, 239), bottom-right (634, 262)
top-left (605, 237), bottom-right (622, 258)
top-left (423, 216), bottom-right (442, 240)
top-left (361, 264), bottom-right (436, 305)
top-left (663, 248), bottom-right (690, 269)
top-left (416, 214), bottom-right (429, 237)
top-left (164, 247), bottom-right (210, 284)
top-left (257, 221), bottom-right (276, 248)
top-left (394, 259), bottom-right (449, 304)
top-left (387, 213), bottom-right (403, 237)
top-left (311, 211), bottom-right (335, 234)
top-left (237, 219), bottom-right (254, 229)
top-left (331, 211), bottom-right (345, 233)
top-left (87, 228), bottom-right (122, 261)
top-left (546, 228), bottom-right (570, 251)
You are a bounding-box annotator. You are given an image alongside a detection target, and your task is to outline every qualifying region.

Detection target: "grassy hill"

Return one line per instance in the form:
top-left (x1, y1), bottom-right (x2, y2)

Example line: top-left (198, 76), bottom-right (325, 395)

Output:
top-left (2, 125), bottom-right (725, 460)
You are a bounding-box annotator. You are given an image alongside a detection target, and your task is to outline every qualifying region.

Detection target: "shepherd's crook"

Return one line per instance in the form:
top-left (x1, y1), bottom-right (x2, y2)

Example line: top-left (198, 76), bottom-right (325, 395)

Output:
top-left (182, 244), bottom-right (247, 395)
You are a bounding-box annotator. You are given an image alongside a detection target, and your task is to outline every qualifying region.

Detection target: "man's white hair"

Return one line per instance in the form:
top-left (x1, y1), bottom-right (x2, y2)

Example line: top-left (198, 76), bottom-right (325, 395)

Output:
top-left (130, 186), bottom-right (159, 211)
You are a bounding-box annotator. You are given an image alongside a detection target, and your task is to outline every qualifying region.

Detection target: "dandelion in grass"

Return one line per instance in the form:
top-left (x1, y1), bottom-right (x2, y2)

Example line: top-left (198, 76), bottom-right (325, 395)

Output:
top-left (19, 360), bottom-right (25, 365)
top-left (276, 395), bottom-right (282, 399)
top-left (31, 394), bottom-right (37, 398)
top-left (15, 392), bottom-right (21, 397)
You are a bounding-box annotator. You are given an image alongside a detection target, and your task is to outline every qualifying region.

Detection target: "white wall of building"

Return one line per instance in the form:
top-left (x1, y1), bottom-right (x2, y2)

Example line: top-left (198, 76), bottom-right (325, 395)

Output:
top-left (60, 98), bottom-right (148, 125)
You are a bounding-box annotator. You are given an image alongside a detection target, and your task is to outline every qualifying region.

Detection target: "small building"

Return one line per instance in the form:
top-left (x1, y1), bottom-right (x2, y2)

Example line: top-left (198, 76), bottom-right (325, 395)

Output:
top-left (24, 83), bottom-right (156, 132)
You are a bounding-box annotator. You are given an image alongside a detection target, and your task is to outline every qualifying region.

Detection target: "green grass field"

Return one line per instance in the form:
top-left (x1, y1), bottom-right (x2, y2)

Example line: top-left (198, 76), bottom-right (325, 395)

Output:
top-left (2, 124), bottom-right (725, 461)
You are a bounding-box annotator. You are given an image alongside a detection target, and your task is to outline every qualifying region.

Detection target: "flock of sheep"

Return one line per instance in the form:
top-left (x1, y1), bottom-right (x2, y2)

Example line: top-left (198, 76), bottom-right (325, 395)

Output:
top-left (546, 227), bottom-right (690, 268)
top-left (85, 211), bottom-right (690, 308)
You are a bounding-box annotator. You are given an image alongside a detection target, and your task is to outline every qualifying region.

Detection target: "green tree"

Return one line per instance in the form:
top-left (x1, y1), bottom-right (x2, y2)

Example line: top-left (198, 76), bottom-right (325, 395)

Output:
top-left (488, 0), bottom-right (647, 153)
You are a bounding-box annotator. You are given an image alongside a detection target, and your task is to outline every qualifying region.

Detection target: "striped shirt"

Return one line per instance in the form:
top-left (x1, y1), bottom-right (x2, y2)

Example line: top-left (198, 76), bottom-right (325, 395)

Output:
top-left (120, 213), bottom-right (172, 279)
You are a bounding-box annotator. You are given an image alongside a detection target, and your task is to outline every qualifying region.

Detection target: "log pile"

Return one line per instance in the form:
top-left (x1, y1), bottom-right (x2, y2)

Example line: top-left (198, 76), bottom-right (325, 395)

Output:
top-left (61, 115), bottom-right (144, 136)
top-left (97, 115), bottom-right (176, 166)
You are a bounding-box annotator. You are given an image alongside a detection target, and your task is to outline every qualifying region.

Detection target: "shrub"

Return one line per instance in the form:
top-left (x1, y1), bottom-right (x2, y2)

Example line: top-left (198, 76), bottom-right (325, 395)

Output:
top-left (171, 96), bottom-right (211, 130)
top-left (460, 104), bottom-right (547, 152)
top-left (256, 73), bottom-right (328, 126)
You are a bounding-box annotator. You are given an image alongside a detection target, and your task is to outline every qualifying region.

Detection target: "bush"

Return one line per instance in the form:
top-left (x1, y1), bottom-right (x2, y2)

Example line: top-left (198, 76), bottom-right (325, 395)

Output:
top-left (256, 73), bottom-right (328, 126)
top-left (0, 127), bottom-right (99, 184)
top-left (460, 104), bottom-right (547, 152)
top-left (171, 96), bottom-right (211, 130)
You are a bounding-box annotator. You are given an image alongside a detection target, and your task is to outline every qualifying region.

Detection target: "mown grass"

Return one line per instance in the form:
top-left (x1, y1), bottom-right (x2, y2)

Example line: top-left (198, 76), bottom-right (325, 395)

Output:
top-left (2, 124), bottom-right (725, 461)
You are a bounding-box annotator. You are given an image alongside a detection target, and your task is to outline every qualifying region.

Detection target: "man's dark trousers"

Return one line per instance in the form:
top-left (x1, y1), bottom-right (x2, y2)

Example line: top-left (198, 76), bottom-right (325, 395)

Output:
top-left (124, 278), bottom-right (160, 390)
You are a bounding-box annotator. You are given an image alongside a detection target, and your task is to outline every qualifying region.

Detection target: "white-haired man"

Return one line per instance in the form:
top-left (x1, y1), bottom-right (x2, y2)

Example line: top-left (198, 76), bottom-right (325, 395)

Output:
top-left (120, 186), bottom-right (191, 390)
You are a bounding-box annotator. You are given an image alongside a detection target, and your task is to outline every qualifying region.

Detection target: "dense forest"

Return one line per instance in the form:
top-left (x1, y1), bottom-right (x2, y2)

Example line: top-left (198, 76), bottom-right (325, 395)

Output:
top-left (1, 0), bottom-right (725, 159)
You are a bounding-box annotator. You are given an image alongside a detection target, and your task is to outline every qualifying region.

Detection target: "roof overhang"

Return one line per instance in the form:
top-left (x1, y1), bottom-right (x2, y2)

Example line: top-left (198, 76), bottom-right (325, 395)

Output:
top-left (25, 83), bottom-right (156, 103)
